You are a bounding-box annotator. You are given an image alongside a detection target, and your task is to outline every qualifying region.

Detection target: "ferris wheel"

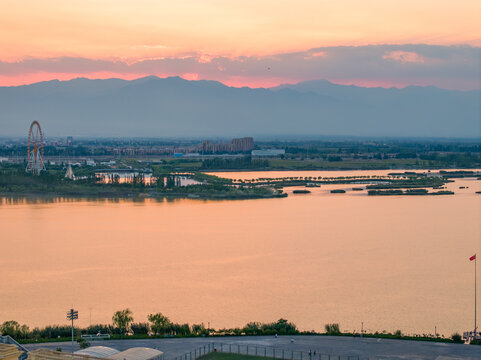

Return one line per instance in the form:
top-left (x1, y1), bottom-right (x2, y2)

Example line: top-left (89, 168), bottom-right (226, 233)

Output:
top-left (26, 120), bottom-right (46, 175)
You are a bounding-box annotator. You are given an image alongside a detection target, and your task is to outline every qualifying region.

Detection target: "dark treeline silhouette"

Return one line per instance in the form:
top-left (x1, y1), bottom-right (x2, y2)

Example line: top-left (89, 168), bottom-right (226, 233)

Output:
top-left (0, 315), bottom-right (471, 344)
top-left (0, 312), bottom-right (298, 341)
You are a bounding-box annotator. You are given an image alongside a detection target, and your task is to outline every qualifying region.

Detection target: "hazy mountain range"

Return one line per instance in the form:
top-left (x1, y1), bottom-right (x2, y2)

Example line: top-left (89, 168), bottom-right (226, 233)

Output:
top-left (0, 76), bottom-right (479, 138)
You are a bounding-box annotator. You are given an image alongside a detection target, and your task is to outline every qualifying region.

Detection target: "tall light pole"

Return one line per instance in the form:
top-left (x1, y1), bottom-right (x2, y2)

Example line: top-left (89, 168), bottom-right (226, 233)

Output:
top-left (470, 254), bottom-right (477, 337)
top-left (66, 308), bottom-right (79, 353)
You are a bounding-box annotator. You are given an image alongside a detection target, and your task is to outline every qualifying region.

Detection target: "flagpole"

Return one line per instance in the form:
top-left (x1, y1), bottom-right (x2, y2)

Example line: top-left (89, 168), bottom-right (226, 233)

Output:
top-left (475, 255), bottom-right (477, 334)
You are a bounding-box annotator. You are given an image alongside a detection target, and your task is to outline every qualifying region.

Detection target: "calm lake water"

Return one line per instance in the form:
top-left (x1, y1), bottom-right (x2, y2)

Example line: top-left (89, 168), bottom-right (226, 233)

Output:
top-left (1, 170), bottom-right (480, 336)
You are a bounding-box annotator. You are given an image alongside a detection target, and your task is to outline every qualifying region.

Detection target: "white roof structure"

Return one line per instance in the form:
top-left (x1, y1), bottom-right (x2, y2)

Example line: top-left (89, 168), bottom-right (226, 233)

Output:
top-left (28, 349), bottom-right (103, 360)
top-left (75, 346), bottom-right (120, 358)
top-left (108, 347), bottom-right (163, 360)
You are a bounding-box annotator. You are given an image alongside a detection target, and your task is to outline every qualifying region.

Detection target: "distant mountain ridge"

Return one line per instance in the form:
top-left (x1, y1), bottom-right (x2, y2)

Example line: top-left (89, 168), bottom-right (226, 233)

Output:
top-left (0, 76), bottom-right (479, 138)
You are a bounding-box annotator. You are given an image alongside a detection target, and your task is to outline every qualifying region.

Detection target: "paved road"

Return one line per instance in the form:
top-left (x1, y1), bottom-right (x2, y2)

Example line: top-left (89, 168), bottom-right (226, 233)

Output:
top-left (25, 335), bottom-right (481, 360)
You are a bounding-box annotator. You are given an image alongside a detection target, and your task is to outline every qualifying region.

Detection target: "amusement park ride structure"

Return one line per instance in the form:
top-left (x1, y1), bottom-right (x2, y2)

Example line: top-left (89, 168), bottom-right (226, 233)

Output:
top-left (26, 121), bottom-right (46, 175)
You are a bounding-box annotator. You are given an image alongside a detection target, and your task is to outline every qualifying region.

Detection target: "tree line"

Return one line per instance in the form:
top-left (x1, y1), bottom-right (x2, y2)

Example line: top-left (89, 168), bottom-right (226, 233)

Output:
top-left (0, 309), bottom-right (298, 341)
top-left (1, 312), bottom-right (468, 344)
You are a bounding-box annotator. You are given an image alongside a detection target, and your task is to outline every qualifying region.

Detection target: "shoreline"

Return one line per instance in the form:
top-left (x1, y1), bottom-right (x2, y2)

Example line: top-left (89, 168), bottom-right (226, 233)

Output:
top-left (204, 167), bottom-right (481, 173)
top-left (0, 192), bottom-right (287, 201)
top-left (2, 168), bottom-right (479, 200)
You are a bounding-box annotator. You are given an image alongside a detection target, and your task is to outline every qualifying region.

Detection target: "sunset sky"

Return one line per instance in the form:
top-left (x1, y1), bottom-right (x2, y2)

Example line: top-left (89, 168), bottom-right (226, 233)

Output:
top-left (1, 0), bottom-right (480, 89)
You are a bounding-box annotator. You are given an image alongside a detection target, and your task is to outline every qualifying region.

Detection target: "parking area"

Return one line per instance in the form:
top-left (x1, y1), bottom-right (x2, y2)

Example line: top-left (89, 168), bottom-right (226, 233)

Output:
top-left (25, 335), bottom-right (481, 360)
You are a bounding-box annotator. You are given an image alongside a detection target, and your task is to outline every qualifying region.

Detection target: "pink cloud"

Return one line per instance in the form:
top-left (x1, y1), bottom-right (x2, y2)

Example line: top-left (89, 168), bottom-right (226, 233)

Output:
top-left (304, 51), bottom-right (328, 60)
top-left (181, 73), bottom-right (199, 81)
top-left (197, 54), bottom-right (214, 63)
top-left (0, 45), bottom-right (478, 90)
top-left (383, 51), bottom-right (425, 63)
top-left (311, 51), bottom-right (327, 58)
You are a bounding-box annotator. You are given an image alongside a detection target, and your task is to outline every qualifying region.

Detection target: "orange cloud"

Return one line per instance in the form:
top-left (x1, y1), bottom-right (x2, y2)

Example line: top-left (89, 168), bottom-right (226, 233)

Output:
top-left (0, 0), bottom-right (480, 62)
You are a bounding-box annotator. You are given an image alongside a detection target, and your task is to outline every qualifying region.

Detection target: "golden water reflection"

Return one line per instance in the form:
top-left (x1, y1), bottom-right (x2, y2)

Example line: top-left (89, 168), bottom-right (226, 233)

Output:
top-left (0, 170), bottom-right (480, 337)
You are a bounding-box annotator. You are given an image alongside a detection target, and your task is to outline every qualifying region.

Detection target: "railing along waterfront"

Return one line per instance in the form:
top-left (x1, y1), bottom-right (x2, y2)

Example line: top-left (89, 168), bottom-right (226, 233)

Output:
top-left (172, 343), bottom-right (367, 360)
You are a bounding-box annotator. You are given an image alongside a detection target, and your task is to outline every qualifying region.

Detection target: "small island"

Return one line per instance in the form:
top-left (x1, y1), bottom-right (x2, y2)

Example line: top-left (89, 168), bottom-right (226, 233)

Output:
top-left (0, 161), bottom-right (476, 200)
top-left (368, 189), bottom-right (455, 196)
top-left (0, 163), bottom-right (285, 200)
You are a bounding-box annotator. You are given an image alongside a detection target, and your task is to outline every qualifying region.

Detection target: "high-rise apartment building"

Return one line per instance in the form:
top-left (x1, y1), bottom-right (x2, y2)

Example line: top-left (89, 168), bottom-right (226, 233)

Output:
top-left (231, 137), bottom-right (254, 152)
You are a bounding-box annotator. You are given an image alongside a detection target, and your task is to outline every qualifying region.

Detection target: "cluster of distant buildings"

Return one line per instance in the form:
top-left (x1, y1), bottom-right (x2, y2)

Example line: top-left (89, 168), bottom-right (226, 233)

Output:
top-left (0, 134), bottom-right (287, 164)
top-left (199, 137), bottom-right (254, 153)
top-left (108, 137), bottom-right (284, 157)
top-left (46, 136), bottom-right (73, 147)
top-left (117, 137), bottom-right (256, 156)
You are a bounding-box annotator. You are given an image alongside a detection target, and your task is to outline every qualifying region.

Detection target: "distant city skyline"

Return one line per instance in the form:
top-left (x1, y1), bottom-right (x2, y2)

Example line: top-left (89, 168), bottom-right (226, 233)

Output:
top-left (0, 1), bottom-right (480, 89)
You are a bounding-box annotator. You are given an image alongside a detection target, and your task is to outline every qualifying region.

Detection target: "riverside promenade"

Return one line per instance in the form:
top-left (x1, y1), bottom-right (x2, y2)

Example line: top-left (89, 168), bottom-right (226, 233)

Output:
top-left (25, 335), bottom-right (481, 360)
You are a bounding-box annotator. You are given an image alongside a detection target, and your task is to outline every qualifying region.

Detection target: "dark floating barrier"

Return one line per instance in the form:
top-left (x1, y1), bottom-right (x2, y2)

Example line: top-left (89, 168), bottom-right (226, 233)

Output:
top-left (293, 189), bottom-right (311, 194)
top-left (430, 191), bottom-right (455, 195)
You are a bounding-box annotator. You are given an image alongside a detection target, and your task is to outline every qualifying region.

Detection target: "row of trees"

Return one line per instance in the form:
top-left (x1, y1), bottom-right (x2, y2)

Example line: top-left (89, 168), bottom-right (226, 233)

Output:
top-left (0, 308), bottom-right (299, 339)
top-left (0, 315), bottom-right (467, 343)
top-left (0, 310), bottom-right (298, 340)
top-left (111, 309), bottom-right (298, 336)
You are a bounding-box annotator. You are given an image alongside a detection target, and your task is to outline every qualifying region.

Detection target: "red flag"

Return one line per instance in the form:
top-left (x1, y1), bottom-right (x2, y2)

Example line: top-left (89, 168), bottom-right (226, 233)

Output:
top-left (470, 254), bottom-right (476, 261)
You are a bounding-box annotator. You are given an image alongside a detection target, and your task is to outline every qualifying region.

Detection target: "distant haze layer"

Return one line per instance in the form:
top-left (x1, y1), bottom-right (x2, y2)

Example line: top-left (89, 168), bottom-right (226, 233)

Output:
top-left (0, 76), bottom-right (479, 138)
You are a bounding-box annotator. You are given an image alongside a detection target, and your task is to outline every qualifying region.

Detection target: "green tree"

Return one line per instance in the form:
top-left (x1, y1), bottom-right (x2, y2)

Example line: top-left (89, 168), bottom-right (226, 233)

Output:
top-left (243, 322), bottom-right (261, 335)
top-left (451, 333), bottom-right (462, 342)
top-left (112, 309), bottom-right (134, 336)
top-left (131, 322), bottom-right (150, 335)
top-left (324, 323), bottom-right (341, 335)
top-left (147, 313), bottom-right (171, 335)
top-left (260, 319), bottom-right (298, 335)
top-left (191, 323), bottom-right (207, 336)
top-left (171, 323), bottom-right (191, 336)
top-left (0, 320), bottom-right (29, 339)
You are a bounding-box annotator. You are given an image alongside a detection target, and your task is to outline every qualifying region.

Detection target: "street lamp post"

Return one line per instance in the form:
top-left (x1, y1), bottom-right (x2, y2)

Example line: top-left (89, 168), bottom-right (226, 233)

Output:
top-left (66, 308), bottom-right (79, 353)
top-left (474, 255), bottom-right (477, 335)
top-left (470, 254), bottom-right (477, 337)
